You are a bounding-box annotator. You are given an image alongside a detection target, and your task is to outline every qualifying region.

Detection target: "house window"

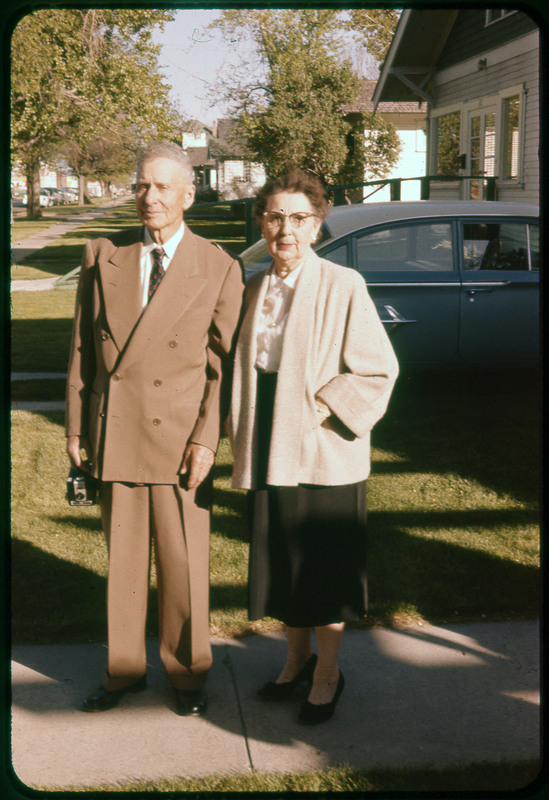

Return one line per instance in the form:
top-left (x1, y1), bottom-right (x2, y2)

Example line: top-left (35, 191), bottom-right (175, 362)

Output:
top-left (485, 10), bottom-right (514, 25)
top-left (502, 95), bottom-right (520, 180)
top-left (434, 111), bottom-right (461, 175)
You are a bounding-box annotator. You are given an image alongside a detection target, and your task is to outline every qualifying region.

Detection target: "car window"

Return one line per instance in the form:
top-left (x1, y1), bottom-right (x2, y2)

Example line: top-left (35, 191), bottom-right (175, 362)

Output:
top-left (319, 240), bottom-right (348, 266)
top-left (462, 221), bottom-right (538, 270)
top-left (354, 222), bottom-right (454, 271)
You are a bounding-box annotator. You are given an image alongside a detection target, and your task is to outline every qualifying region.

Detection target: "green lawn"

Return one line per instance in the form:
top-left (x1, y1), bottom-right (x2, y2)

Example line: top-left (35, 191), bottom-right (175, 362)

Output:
top-left (54, 760), bottom-right (541, 794)
top-left (11, 359), bottom-right (541, 644)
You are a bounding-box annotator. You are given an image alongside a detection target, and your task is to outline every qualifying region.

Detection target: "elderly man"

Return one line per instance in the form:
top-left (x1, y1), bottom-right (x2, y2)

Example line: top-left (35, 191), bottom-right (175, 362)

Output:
top-left (66, 142), bottom-right (244, 716)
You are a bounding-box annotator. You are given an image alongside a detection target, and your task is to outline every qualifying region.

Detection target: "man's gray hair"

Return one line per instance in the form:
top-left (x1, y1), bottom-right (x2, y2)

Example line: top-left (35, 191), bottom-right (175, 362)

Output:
top-left (137, 141), bottom-right (194, 184)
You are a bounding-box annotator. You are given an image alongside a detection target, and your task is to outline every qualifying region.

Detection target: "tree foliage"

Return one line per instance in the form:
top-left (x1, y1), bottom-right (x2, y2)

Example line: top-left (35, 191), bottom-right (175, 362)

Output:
top-left (209, 9), bottom-right (401, 187)
top-left (11, 9), bottom-right (180, 214)
top-left (338, 112), bottom-right (402, 191)
top-left (209, 10), bottom-right (362, 184)
top-left (345, 9), bottom-right (401, 64)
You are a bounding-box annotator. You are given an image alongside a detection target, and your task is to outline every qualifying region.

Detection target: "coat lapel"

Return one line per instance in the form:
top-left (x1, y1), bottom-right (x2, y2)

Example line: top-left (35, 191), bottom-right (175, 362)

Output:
top-left (99, 233), bottom-right (143, 354)
top-left (117, 229), bottom-right (207, 370)
top-left (268, 252), bottom-right (321, 482)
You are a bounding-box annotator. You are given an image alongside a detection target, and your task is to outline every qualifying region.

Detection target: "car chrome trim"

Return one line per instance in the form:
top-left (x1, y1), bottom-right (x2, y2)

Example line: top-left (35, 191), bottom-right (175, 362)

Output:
top-left (381, 305), bottom-right (418, 331)
top-left (367, 282), bottom-right (461, 288)
top-left (461, 281), bottom-right (511, 287)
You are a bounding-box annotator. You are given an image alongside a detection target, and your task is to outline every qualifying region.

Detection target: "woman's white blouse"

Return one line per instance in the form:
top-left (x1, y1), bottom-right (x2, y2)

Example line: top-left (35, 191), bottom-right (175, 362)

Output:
top-left (255, 263), bottom-right (303, 373)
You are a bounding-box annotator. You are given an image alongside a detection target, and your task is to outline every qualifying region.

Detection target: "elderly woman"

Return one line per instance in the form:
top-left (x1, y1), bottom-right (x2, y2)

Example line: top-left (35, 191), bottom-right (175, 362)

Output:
top-left (229, 170), bottom-right (398, 724)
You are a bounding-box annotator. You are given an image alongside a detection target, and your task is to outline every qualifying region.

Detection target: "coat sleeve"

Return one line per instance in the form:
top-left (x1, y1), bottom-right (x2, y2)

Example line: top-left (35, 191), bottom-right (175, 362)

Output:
top-left (65, 240), bottom-right (97, 438)
top-left (186, 256), bottom-right (245, 454)
top-left (314, 272), bottom-right (399, 439)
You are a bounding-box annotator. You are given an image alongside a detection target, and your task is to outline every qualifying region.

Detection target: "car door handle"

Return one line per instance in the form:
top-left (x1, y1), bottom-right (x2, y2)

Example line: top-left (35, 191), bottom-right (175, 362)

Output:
top-left (465, 281), bottom-right (510, 298)
top-left (381, 305), bottom-right (417, 333)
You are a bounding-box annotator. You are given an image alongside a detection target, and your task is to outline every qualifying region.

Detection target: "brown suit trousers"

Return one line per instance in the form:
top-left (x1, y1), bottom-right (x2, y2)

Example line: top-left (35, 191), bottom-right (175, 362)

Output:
top-left (99, 481), bottom-right (212, 692)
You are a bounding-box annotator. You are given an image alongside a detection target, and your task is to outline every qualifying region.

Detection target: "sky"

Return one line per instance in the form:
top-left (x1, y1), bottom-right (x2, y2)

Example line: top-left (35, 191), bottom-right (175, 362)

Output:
top-left (152, 9), bottom-right (251, 127)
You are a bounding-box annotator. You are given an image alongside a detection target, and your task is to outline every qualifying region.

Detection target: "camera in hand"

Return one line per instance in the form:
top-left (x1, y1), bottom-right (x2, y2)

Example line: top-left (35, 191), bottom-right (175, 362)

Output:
top-left (66, 465), bottom-right (97, 506)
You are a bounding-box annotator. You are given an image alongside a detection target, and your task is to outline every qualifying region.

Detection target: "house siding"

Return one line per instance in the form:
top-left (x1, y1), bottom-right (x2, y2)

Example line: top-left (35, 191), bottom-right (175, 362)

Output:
top-left (438, 10), bottom-right (538, 68)
top-left (434, 32), bottom-right (539, 205)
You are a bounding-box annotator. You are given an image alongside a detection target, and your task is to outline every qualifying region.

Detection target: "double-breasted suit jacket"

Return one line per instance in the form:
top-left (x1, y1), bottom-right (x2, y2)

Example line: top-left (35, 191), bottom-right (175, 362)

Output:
top-left (66, 226), bottom-right (244, 483)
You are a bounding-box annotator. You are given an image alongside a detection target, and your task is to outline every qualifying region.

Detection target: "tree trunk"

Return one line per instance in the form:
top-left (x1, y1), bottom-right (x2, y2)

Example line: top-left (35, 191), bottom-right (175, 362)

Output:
top-left (78, 173), bottom-right (86, 205)
top-left (26, 156), bottom-right (42, 218)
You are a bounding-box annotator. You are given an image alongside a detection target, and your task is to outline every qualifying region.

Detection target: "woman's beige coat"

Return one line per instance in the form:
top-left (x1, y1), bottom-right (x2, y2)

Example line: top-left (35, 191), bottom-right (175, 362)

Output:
top-left (229, 252), bottom-right (399, 489)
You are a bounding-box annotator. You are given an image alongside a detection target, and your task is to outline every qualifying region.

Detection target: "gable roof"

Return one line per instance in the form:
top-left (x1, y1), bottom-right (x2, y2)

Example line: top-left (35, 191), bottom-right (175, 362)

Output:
top-left (373, 9), bottom-right (459, 109)
top-left (342, 79), bottom-right (426, 115)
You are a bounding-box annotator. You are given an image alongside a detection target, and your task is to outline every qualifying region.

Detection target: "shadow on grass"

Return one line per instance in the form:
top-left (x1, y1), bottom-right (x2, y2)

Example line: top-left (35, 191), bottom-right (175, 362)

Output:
top-left (11, 318), bottom-right (74, 372)
top-left (373, 368), bottom-right (541, 506)
top-left (365, 510), bottom-right (541, 624)
top-left (11, 539), bottom-right (110, 645)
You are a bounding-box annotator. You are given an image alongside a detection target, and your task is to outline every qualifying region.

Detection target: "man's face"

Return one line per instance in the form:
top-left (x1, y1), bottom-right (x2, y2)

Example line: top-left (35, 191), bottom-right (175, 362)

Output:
top-left (135, 157), bottom-right (195, 243)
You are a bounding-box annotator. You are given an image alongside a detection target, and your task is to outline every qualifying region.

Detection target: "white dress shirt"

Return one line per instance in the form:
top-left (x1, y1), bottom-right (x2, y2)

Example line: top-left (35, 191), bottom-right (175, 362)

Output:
top-left (255, 263), bottom-right (303, 373)
top-left (140, 223), bottom-right (185, 308)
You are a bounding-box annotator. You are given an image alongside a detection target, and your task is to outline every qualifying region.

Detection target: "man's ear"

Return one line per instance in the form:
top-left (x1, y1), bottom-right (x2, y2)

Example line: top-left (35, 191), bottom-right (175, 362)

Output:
top-left (182, 184), bottom-right (196, 212)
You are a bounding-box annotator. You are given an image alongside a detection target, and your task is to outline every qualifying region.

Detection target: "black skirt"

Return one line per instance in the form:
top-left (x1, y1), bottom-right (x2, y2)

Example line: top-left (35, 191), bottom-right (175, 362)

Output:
top-left (248, 371), bottom-right (368, 628)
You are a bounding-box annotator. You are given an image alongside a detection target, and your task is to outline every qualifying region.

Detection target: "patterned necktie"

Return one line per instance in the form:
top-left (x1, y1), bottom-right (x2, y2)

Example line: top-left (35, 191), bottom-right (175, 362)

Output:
top-left (148, 247), bottom-right (166, 302)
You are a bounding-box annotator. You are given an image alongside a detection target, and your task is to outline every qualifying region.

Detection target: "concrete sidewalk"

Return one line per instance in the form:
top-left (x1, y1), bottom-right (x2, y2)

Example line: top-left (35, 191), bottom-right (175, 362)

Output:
top-left (10, 196), bottom-right (131, 271)
top-left (11, 621), bottom-right (540, 791)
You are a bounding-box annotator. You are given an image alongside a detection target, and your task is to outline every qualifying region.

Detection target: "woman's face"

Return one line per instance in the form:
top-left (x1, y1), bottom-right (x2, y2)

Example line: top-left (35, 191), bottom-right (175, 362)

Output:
top-left (260, 191), bottom-right (322, 275)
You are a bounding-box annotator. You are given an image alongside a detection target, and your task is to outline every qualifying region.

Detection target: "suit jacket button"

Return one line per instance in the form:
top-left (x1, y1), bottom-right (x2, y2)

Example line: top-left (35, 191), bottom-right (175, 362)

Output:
top-left (100, 333), bottom-right (109, 341)
top-left (169, 340), bottom-right (178, 348)
top-left (154, 379), bottom-right (162, 387)
top-left (112, 373), bottom-right (121, 382)
top-left (153, 418), bottom-right (161, 426)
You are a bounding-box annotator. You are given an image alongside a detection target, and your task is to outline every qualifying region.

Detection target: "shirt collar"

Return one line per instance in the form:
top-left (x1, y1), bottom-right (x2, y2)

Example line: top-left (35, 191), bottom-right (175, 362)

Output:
top-left (270, 261), bottom-right (303, 289)
top-left (143, 222), bottom-right (185, 260)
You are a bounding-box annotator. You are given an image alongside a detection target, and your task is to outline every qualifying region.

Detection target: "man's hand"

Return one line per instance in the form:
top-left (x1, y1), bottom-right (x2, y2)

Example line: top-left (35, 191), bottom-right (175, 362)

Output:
top-left (180, 443), bottom-right (215, 490)
top-left (66, 435), bottom-right (92, 471)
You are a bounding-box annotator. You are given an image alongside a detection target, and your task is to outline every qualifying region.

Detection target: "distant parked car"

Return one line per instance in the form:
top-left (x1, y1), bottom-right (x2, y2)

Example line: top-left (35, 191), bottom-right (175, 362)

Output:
top-left (241, 201), bottom-right (539, 367)
top-left (42, 187), bottom-right (64, 204)
top-left (22, 189), bottom-right (55, 207)
top-left (58, 187), bottom-right (78, 203)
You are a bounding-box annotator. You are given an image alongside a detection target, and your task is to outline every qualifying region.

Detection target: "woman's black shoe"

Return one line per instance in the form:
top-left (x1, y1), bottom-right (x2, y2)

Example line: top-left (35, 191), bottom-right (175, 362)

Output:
top-left (298, 671), bottom-right (344, 724)
top-left (257, 654), bottom-right (317, 701)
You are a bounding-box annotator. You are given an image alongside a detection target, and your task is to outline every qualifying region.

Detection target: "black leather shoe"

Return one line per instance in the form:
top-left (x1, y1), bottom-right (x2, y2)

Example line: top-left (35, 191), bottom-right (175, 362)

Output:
top-left (257, 654), bottom-right (317, 701)
top-left (82, 675), bottom-right (147, 712)
top-left (175, 689), bottom-right (208, 717)
top-left (298, 671), bottom-right (345, 725)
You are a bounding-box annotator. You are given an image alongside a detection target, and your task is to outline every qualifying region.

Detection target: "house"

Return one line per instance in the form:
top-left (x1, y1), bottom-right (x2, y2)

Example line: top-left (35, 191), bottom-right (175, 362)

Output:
top-left (181, 119), bottom-right (266, 199)
top-left (373, 8), bottom-right (539, 204)
top-left (181, 120), bottom-right (217, 196)
top-left (342, 79), bottom-right (427, 201)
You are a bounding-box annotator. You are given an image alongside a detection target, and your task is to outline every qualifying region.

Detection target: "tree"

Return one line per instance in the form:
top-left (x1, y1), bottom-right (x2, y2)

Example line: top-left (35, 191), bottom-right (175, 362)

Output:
top-left (11, 9), bottom-right (180, 215)
top-left (345, 9), bottom-right (401, 65)
top-left (338, 112), bottom-right (402, 191)
top-left (209, 10), bottom-right (362, 184)
top-left (209, 10), bottom-right (402, 189)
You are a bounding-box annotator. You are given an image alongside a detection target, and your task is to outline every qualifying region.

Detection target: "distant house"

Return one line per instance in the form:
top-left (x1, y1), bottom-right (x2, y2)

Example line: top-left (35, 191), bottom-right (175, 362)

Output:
top-left (342, 79), bottom-right (427, 202)
top-left (181, 119), bottom-right (266, 198)
top-left (373, 8), bottom-right (539, 204)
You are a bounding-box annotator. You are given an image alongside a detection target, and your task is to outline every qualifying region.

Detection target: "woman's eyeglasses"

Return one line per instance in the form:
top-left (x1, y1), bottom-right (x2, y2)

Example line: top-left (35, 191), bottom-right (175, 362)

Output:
top-left (262, 212), bottom-right (318, 230)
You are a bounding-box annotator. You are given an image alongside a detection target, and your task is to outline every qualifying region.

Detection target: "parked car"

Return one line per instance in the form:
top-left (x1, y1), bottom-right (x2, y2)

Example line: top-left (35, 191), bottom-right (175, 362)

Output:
top-left (58, 187), bottom-right (78, 203)
top-left (241, 201), bottom-right (539, 367)
top-left (42, 187), bottom-right (64, 204)
top-left (22, 189), bottom-right (55, 207)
